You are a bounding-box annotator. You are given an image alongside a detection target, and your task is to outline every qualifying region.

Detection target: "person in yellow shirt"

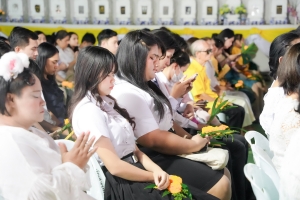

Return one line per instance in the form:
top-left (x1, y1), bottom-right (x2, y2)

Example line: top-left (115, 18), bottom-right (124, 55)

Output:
top-left (185, 39), bottom-right (245, 129)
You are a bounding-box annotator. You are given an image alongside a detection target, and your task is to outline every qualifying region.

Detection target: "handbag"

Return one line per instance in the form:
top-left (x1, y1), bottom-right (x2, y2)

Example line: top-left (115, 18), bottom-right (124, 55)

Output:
top-left (178, 147), bottom-right (229, 170)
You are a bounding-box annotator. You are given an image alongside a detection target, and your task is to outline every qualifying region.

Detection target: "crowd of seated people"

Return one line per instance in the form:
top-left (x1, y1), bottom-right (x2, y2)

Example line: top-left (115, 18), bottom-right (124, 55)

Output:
top-left (1, 25), bottom-right (300, 200)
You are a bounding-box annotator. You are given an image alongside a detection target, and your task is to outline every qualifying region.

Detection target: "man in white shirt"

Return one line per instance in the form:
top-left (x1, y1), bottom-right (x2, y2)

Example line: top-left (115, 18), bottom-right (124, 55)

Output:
top-left (8, 27), bottom-right (38, 60)
top-left (97, 29), bottom-right (119, 55)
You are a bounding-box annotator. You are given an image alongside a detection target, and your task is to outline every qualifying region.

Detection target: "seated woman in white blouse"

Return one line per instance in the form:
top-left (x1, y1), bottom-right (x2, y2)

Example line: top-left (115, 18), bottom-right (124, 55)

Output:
top-left (260, 32), bottom-right (300, 136)
top-left (267, 43), bottom-right (300, 174)
top-left (0, 52), bottom-right (97, 200)
top-left (54, 30), bottom-right (77, 82)
top-left (111, 30), bottom-right (231, 200)
top-left (69, 46), bottom-right (222, 199)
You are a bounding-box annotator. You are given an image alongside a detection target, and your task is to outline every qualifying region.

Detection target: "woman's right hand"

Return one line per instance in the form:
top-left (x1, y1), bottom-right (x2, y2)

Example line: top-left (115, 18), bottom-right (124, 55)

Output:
top-left (153, 170), bottom-right (169, 190)
top-left (58, 132), bottom-right (98, 169)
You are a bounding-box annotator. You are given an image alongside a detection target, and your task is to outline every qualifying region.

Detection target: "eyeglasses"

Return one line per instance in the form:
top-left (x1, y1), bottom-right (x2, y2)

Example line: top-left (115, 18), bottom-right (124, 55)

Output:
top-left (197, 49), bottom-right (212, 55)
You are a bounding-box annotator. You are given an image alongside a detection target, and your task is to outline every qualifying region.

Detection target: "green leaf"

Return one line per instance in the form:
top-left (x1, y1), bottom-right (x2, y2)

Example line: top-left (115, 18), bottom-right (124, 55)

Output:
top-left (188, 191), bottom-right (193, 200)
top-left (181, 183), bottom-right (188, 189)
top-left (144, 183), bottom-right (156, 189)
top-left (210, 141), bottom-right (226, 146)
top-left (241, 43), bottom-right (258, 64)
top-left (162, 190), bottom-right (171, 197)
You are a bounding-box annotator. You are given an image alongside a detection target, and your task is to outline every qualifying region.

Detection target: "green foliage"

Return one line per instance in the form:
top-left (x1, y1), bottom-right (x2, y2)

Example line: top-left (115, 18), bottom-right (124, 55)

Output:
top-left (241, 43), bottom-right (258, 64)
top-left (219, 4), bottom-right (231, 16)
top-left (235, 4), bottom-right (247, 14)
top-left (207, 96), bottom-right (237, 125)
top-left (144, 184), bottom-right (156, 189)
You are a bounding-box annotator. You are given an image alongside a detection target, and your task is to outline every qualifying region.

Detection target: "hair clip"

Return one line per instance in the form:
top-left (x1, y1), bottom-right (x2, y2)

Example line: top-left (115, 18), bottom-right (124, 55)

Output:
top-left (0, 52), bottom-right (29, 82)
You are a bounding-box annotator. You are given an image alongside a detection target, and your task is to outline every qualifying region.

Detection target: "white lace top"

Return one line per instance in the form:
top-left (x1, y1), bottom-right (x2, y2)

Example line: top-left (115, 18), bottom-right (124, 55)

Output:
top-left (268, 96), bottom-right (300, 173)
top-left (260, 86), bottom-right (285, 136)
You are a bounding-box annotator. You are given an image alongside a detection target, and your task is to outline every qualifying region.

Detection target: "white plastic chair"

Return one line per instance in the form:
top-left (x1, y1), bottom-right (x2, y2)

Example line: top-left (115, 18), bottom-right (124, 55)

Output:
top-left (55, 140), bottom-right (105, 200)
top-left (251, 145), bottom-right (280, 191)
top-left (245, 130), bottom-right (273, 159)
top-left (244, 163), bottom-right (279, 200)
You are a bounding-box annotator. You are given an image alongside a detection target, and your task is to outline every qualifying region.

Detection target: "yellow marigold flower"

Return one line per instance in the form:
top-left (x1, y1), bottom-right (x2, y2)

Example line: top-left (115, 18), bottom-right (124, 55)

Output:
top-left (169, 175), bottom-right (182, 184)
top-left (235, 81), bottom-right (243, 88)
top-left (168, 182), bottom-right (182, 194)
top-left (62, 81), bottom-right (74, 89)
top-left (219, 124), bottom-right (229, 130)
top-left (202, 126), bottom-right (215, 134)
top-left (64, 119), bottom-right (70, 125)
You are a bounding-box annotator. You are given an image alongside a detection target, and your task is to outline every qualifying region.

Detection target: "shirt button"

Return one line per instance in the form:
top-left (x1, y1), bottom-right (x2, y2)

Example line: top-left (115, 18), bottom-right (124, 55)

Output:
top-left (109, 102), bottom-right (112, 105)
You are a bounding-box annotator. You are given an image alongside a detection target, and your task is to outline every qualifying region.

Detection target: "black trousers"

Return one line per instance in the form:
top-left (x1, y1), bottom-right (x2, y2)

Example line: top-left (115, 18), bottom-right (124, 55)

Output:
top-left (217, 134), bottom-right (248, 200)
top-left (221, 104), bottom-right (245, 129)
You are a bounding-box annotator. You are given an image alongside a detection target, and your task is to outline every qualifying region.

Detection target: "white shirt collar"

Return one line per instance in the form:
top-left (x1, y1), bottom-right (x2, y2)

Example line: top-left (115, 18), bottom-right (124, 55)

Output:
top-left (86, 91), bottom-right (115, 112)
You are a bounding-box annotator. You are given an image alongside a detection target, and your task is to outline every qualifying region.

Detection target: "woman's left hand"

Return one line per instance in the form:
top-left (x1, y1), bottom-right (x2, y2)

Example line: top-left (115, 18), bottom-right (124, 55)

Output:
top-left (153, 170), bottom-right (170, 190)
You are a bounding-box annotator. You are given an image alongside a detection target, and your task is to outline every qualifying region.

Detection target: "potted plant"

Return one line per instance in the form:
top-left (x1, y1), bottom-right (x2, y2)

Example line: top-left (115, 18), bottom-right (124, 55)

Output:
top-left (235, 4), bottom-right (247, 25)
top-left (0, 9), bottom-right (5, 22)
top-left (219, 4), bottom-right (231, 25)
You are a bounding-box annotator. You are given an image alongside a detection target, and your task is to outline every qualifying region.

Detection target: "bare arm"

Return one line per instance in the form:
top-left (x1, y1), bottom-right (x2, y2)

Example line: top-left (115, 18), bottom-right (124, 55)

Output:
top-left (172, 122), bottom-right (192, 139)
top-left (39, 120), bottom-right (61, 133)
top-left (136, 129), bottom-right (208, 155)
top-left (95, 136), bottom-right (154, 182)
top-left (135, 146), bottom-right (162, 173)
top-left (55, 74), bottom-right (65, 82)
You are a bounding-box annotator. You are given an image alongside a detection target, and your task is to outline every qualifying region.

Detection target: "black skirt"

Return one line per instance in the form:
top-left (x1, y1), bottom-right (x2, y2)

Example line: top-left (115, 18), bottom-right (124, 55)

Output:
top-left (140, 147), bottom-right (224, 192)
top-left (103, 163), bottom-right (220, 200)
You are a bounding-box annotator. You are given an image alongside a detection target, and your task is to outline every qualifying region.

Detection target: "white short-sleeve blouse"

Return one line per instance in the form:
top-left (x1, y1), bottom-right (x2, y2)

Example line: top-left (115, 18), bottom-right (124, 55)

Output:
top-left (111, 77), bottom-right (173, 138)
top-left (72, 93), bottom-right (136, 163)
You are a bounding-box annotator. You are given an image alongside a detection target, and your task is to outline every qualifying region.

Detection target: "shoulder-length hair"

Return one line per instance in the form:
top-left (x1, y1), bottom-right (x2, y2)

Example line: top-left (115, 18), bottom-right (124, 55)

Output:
top-left (35, 42), bottom-right (59, 81)
top-left (116, 30), bottom-right (172, 120)
top-left (277, 43), bottom-right (300, 113)
top-left (68, 46), bottom-right (135, 128)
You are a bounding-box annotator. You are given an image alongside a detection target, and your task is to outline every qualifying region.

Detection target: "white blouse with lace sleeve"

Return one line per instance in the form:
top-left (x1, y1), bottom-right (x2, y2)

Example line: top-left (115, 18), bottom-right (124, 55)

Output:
top-left (0, 126), bottom-right (94, 200)
top-left (268, 97), bottom-right (300, 173)
top-left (260, 86), bottom-right (284, 135)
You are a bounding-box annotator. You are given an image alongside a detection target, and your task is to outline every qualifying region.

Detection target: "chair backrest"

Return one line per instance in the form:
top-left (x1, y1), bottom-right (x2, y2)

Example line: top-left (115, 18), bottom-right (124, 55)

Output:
top-left (245, 130), bottom-right (273, 159)
top-left (54, 139), bottom-right (105, 200)
top-left (251, 145), bottom-right (280, 191)
top-left (216, 113), bottom-right (227, 124)
top-left (244, 163), bottom-right (279, 200)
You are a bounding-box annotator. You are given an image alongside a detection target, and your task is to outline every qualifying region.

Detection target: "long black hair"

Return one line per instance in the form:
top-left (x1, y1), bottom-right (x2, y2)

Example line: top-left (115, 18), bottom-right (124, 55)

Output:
top-left (269, 32), bottom-right (300, 79)
top-left (116, 30), bottom-right (172, 121)
top-left (277, 43), bottom-right (300, 113)
top-left (69, 46), bottom-right (135, 128)
top-left (36, 42), bottom-right (59, 81)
